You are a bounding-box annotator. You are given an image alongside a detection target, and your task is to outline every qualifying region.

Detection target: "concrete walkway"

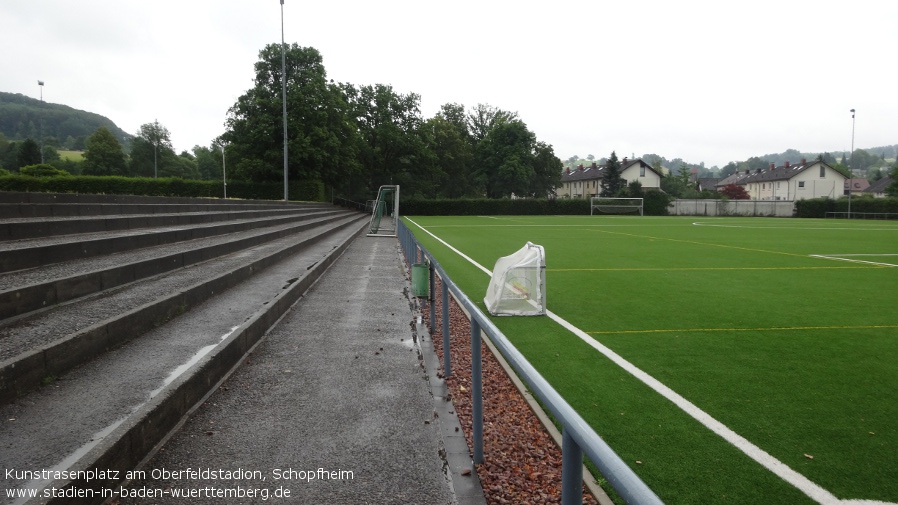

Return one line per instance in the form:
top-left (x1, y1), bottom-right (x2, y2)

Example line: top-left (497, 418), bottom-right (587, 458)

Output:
top-left (118, 236), bottom-right (485, 505)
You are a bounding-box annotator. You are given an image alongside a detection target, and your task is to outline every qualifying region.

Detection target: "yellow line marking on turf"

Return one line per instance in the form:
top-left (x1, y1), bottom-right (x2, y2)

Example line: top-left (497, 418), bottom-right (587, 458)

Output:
top-left (587, 324), bottom-right (898, 335)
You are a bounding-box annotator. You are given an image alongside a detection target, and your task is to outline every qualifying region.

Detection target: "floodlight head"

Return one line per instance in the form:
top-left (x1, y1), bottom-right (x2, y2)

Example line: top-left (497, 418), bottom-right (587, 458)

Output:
top-left (38, 80), bottom-right (44, 86)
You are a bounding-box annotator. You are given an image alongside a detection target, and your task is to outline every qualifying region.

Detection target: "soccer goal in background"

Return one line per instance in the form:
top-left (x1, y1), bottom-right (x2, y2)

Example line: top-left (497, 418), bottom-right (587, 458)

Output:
top-left (367, 185), bottom-right (400, 237)
top-left (590, 197), bottom-right (643, 216)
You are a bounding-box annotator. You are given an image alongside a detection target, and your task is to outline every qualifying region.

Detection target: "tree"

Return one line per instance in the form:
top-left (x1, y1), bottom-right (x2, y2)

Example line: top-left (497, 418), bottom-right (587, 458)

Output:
top-left (17, 138), bottom-right (41, 168)
top-left (625, 179), bottom-right (643, 197)
top-left (849, 149), bottom-right (880, 172)
top-left (474, 119), bottom-right (535, 198)
top-left (193, 145), bottom-right (221, 181)
top-left (719, 161), bottom-right (739, 178)
top-left (886, 163), bottom-right (898, 197)
top-left (720, 183), bottom-right (750, 199)
top-left (224, 44), bottom-right (360, 194)
top-left (129, 121), bottom-right (176, 178)
top-left (466, 104), bottom-right (518, 142)
top-left (529, 141), bottom-right (563, 198)
top-left (425, 104), bottom-right (473, 198)
top-left (82, 127), bottom-right (126, 176)
top-left (600, 151), bottom-right (625, 196)
top-left (344, 83), bottom-right (431, 197)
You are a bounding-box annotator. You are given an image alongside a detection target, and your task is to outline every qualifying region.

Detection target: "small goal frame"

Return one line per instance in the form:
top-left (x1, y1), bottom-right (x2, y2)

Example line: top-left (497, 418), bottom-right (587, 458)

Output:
top-left (590, 197), bottom-right (643, 216)
top-left (367, 185), bottom-right (400, 237)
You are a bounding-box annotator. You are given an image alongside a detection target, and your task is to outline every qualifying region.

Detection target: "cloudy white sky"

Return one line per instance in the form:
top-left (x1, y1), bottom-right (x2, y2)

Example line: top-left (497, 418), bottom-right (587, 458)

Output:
top-left (3, 0), bottom-right (896, 168)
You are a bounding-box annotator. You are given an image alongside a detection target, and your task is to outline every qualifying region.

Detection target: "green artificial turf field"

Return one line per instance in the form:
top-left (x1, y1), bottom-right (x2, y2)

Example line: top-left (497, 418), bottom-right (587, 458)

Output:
top-left (405, 215), bottom-right (898, 505)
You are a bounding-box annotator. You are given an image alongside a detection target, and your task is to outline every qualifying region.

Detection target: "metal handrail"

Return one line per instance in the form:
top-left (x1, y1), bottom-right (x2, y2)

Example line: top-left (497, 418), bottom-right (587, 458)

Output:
top-left (398, 220), bottom-right (663, 505)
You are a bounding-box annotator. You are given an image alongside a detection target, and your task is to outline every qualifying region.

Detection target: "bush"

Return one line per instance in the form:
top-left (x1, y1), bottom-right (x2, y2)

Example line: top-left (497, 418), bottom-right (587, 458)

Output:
top-left (0, 175), bottom-right (326, 202)
top-left (19, 164), bottom-right (71, 177)
top-left (795, 197), bottom-right (898, 218)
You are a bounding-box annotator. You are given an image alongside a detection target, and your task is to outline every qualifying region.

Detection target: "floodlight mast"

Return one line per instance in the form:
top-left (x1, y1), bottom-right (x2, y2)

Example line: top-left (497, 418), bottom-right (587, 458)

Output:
top-left (280, 0), bottom-right (288, 202)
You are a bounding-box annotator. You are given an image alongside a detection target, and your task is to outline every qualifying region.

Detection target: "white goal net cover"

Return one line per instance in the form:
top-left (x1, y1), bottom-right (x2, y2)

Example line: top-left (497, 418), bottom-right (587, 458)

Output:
top-left (484, 242), bottom-right (546, 316)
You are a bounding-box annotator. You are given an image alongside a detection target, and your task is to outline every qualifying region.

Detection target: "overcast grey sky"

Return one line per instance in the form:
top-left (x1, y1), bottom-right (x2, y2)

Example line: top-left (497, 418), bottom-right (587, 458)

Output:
top-left (3, 0), bottom-right (896, 168)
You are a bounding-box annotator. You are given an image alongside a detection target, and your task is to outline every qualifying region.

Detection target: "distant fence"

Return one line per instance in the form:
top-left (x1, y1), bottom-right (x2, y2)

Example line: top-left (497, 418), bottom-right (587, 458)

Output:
top-left (669, 199), bottom-right (794, 217)
top-left (398, 220), bottom-right (664, 505)
top-left (825, 211), bottom-right (898, 220)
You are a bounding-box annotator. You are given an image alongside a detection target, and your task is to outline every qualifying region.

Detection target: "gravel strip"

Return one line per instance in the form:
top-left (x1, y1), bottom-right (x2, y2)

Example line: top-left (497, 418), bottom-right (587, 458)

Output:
top-left (427, 276), bottom-right (599, 505)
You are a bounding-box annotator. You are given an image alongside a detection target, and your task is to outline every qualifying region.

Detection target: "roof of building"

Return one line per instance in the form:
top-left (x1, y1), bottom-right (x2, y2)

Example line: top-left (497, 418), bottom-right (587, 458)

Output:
top-left (697, 178), bottom-right (720, 191)
top-left (865, 175), bottom-right (894, 194)
top-left (730, 159), bottom-right (846, 186)
top-left (844, 178), bottom-right (870, 191)
top-left (561, 158), bottom-right (662, 182)
top-left (716, 171), bottom-right (753, 187)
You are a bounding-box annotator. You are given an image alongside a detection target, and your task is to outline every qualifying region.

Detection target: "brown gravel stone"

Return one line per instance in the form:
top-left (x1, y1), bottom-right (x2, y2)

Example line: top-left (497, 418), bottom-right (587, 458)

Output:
top-left (426, 276), bottom-right (598, 505)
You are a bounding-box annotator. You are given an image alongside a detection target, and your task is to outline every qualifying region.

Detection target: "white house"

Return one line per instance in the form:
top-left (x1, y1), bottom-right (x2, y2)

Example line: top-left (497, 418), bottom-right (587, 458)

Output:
top-left (736, 159), bottom-right (847, 201)
top-left (558, 158), bottom-right (662, 199)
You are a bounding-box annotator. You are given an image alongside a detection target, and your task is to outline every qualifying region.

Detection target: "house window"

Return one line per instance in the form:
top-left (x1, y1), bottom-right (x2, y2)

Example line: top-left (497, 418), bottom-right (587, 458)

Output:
top-left (776, 182), bottom-right (781, 189)
top-left (762, 183), bottom-right (766, 189)
top-left (820, 166), bottom-right (825, 177)
top-left (640, 166), bottom-right (646, 177)
top-left (798, 181), bottom-right (805, 188)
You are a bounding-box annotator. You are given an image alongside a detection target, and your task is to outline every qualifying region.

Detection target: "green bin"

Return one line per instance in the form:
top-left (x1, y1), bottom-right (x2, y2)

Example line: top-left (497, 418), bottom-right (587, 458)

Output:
top-left (411, 263), bottom-right (429, 297)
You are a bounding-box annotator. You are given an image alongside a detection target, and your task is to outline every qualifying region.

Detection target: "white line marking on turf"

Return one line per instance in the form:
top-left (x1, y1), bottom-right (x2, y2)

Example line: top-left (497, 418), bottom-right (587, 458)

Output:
top-left (406, 217), bottom-right (898, 505)
top-left (810, 254), bottom-right (898, 268)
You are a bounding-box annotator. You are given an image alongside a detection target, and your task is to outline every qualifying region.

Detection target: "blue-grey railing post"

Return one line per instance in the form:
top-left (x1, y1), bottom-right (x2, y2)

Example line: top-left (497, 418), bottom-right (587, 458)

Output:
top-left (441, 277), bottom-right (451, 378)
top-left (428, 260), bottom-right (436, 331)
top-left (471, 318), bottom-right (484, 464)
top-left (561, 428), bottom-right (584, 505)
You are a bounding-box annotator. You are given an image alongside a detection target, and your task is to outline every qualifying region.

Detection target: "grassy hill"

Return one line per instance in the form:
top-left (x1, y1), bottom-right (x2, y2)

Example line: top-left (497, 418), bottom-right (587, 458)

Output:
top-left (0, 91), bottom-right (131, 149)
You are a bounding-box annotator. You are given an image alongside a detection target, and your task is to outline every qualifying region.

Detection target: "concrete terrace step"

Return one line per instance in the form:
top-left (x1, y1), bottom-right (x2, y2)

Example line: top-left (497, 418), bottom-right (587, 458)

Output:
top-left (0, 207), bottom-right (337, 241)
top-left (0, 208), bottom-right (348, 272)
top-left (0, 212), bottom-right (367, 402)
top-left (0, 202), bottom-right (334, 219)
top-left (0, 216), bottom-right (368, 504)
top-left (0, 210), bottom-right (358, 320)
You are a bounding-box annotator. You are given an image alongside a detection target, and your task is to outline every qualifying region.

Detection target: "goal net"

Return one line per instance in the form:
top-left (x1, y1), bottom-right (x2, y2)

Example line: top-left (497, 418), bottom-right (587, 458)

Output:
top-left (590, 197), bottom-right (643, 216)
top-left (367, 185), bottom-right (399, 237)
top-left (484, 242), bottom-right (546, 316)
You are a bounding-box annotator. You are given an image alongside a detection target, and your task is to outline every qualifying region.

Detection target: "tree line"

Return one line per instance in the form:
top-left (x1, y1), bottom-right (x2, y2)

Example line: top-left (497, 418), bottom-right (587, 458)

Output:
top-left (1, 45), bottom-right (563, 201)
top-left (220, 44), bottom-right (561, 201)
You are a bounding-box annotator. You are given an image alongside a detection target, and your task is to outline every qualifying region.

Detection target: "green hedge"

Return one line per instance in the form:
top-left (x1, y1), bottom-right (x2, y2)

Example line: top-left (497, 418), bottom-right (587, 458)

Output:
top-left (403, 192), bottom-right (671, 216)
top-left (795, 197), bottom-right (898, 218)
top-left (0, 175), bottom-right (325, 202)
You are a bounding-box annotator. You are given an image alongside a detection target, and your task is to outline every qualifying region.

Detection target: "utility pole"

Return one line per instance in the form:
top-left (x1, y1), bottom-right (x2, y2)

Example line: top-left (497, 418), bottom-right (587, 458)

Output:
top-left (848, 109), bottom-right (855, 219)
